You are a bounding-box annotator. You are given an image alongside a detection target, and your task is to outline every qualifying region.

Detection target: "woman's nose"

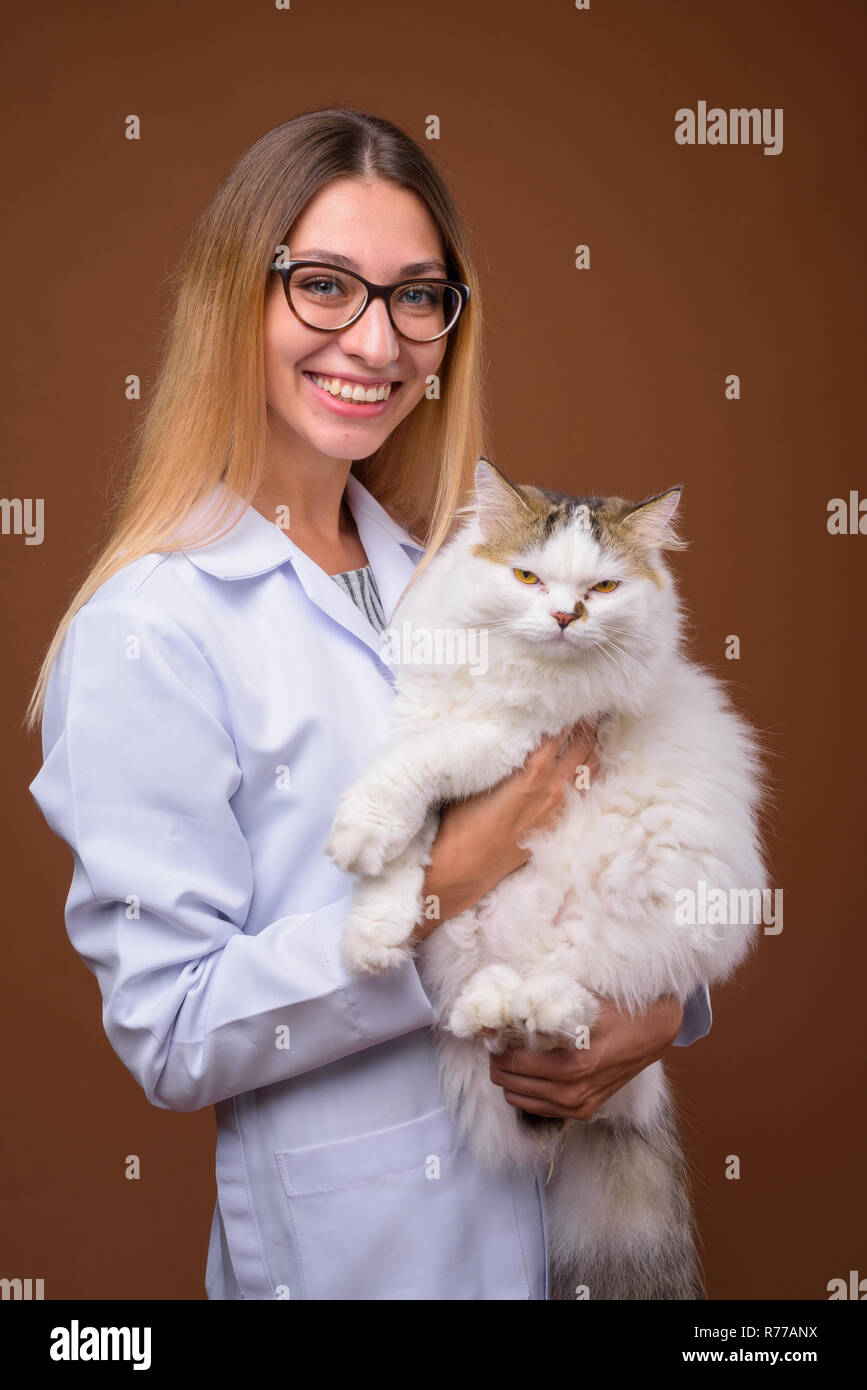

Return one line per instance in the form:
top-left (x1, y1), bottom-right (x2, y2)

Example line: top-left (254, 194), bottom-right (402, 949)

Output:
top-left (337, 296), bottom-right (401, 365)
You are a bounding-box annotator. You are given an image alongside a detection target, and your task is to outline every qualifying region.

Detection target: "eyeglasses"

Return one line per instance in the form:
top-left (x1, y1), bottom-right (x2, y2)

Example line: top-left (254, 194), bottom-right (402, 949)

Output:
top-left (268, 259), bottom-right (471, 343)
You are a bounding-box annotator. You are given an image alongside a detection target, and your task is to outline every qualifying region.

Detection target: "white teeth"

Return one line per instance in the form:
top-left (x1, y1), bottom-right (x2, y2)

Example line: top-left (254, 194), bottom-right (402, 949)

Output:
top-left (312, 374), bottom-right (392, 403)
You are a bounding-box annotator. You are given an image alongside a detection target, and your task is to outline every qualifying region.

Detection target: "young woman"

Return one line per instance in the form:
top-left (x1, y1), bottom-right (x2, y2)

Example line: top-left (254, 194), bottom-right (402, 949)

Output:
top-left (27, 108), bottom-right (710, 1301)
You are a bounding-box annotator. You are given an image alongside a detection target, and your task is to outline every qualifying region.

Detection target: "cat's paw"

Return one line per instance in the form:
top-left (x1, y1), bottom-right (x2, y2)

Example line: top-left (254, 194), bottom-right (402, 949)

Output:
top-left (509, 974), bottom-right (598, 1047)
top-left (325, 787), bottom-right (411, 877)
top-left (341, 913), bottom-right (415, 976)
top-left (447, 964), bottom-right (524, 1039)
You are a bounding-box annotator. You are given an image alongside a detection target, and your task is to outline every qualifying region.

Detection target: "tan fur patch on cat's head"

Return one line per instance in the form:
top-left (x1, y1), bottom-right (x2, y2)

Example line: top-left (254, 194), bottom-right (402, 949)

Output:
top-left (469, 458), bottom-right (685, 588)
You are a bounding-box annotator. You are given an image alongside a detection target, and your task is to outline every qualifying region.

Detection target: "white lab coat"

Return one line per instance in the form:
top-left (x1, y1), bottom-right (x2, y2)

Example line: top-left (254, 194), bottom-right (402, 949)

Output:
top-left (29, 471), bottom-right (711, 1301)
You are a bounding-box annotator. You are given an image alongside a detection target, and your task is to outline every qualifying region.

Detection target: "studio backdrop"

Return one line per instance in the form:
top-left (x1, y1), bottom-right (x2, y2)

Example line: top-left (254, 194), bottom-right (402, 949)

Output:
top-left (2, 0), bottom-right (864, 1300)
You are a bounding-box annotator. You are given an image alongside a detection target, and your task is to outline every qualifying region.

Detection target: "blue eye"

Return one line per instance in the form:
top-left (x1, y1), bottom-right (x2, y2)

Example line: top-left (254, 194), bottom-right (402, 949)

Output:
top-left (299, 274), bottom-right (347, 299)
top-left (395, 283), bottom-right (444, 310)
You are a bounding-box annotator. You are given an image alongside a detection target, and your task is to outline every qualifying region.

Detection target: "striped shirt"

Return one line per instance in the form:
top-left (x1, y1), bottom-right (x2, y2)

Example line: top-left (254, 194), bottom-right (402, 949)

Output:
top-left (330, 564), bottom-right (386, 634)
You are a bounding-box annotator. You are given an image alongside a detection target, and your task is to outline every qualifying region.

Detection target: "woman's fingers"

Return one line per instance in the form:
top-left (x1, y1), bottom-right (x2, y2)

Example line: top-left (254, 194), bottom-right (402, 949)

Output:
top-left (554, 719), bottom-right (596, 759)
top-left (571, 717), bottom-right (599, 758)
top-left (551, 719), bottom-right (599, 787)
top-left (529, 719), bottom-right (594, 769)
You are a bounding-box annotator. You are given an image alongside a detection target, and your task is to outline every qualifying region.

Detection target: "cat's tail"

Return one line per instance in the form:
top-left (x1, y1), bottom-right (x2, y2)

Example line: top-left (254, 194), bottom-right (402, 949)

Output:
top-left (544, 1089), bottom-right (705, 1301)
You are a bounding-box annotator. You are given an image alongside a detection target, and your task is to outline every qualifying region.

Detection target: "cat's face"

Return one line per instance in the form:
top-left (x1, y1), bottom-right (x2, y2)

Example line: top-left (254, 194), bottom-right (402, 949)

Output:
top-left (463, 459), bottom-right (684, 663)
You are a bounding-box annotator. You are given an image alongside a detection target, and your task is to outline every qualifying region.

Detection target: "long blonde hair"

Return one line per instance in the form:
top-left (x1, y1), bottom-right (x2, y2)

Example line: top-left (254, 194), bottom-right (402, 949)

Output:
top-left (25, 106), bottom-right (488, 732)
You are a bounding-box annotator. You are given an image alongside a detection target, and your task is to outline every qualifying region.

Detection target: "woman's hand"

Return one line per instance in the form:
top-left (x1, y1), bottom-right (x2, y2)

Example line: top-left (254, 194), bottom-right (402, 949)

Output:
top-left (487, 995), bottom-right (685, 1120)
top-left (411, 719), bottom-right (600, 940)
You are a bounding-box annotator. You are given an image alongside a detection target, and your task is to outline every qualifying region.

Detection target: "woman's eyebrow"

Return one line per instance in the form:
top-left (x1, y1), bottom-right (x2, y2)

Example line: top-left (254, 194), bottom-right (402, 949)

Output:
top-left (292, 248), bottom-right (449, 277)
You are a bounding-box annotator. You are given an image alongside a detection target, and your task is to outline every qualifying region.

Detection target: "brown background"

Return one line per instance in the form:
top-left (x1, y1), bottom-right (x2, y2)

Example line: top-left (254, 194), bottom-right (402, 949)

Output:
top-left (2, 0), bottom-right (864, 1299)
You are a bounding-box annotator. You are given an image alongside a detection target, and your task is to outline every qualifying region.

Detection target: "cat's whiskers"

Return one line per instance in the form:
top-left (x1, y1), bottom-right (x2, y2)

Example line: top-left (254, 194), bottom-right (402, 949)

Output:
top-left (605, 625), bottom-right (682, 657)
top-left (585, 641), bottom-right (628, 685)
top-left (596, 638), bottom-right (645, 679)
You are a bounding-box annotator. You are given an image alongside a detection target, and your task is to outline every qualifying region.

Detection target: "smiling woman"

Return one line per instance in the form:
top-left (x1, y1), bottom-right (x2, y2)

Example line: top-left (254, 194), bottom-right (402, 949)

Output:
top-left (264, 181), bottom-right (452, 426)
top-left (250, 172), bottom-right (473, 573)
top-left (27, 106), bottom-right (710, 1302)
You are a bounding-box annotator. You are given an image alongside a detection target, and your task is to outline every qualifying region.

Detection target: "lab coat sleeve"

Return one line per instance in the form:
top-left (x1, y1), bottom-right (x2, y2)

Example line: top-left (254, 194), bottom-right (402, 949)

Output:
top-left (29, 596), bottom-right (436, 1114)
top-left (672, 982), bottom-right (712, 1046)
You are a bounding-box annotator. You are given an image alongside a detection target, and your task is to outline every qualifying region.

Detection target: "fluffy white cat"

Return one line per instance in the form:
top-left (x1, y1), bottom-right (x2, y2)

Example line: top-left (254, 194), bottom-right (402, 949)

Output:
top-left (325, 458), bottom-right (766, 1300)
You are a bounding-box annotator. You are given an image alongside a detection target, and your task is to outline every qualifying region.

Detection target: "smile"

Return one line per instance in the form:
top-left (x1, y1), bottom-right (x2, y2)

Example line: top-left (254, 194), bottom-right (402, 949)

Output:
top-left (305, 372), bottom-right (399, 403)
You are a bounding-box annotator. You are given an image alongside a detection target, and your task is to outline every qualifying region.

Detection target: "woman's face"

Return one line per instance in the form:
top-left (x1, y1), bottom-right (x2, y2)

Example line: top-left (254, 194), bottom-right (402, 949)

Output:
top-left (264, 176), bottom-right (451, 465)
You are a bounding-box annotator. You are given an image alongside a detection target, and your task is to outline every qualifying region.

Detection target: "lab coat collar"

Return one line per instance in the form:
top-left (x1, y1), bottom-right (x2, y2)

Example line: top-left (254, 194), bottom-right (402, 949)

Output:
top-left (181, 472), bottom-right (425, 679)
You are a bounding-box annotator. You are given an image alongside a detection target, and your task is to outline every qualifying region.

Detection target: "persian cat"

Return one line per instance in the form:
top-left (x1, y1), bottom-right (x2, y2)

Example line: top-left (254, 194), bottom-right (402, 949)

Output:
top-left (325, 458), bottom-right (765, 1300)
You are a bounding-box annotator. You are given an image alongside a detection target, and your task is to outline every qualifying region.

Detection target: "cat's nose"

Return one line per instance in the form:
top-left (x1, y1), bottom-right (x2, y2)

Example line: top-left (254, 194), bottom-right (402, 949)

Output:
top-left (552, 610), bottom-right (577, 629)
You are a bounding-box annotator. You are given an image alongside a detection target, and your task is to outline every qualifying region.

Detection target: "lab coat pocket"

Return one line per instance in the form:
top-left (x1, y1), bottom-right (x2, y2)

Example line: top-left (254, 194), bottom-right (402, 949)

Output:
top-left (275, 1105), bottom-right (532, 1300)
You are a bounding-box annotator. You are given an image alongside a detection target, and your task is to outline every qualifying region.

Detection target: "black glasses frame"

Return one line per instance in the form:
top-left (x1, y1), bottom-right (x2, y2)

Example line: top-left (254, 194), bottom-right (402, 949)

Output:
top-left (268, 258), bottom-right (471, 343)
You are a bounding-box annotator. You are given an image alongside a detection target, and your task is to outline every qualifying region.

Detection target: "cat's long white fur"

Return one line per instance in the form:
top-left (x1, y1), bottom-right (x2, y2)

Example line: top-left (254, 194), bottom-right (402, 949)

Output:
top-left (325, 472), bottom-right (765, 1299)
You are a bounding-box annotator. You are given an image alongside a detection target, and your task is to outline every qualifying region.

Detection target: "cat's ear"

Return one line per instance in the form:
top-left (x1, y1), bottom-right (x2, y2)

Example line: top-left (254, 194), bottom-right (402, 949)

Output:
top-left (622, 486), bottom-right (687, 551)
top-left (472, 457), bottom-right (533, 538)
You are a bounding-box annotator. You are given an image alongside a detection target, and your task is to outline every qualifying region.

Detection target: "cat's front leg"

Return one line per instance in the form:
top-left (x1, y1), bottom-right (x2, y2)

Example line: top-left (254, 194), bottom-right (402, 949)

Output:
top-left (326, 723), bottom-right (526, 877)
top-left (448, 966), bottom-right (599, 1053)
top-left (447, 963), bottom-right (527, 1045)
top-left (341, 814), bottom-right (438, 975)
top-left (508, 972), bottom-right (600, 1051)
top-left (326, 746), bottom-right (430, 877)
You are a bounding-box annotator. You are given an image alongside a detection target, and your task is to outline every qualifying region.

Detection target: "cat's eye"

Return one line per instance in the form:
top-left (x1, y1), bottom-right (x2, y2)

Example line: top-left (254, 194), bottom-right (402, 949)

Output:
top-left (592, 580), bottom-right (619, 593)
top-left (513, 568), bottom-right (540, 584)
